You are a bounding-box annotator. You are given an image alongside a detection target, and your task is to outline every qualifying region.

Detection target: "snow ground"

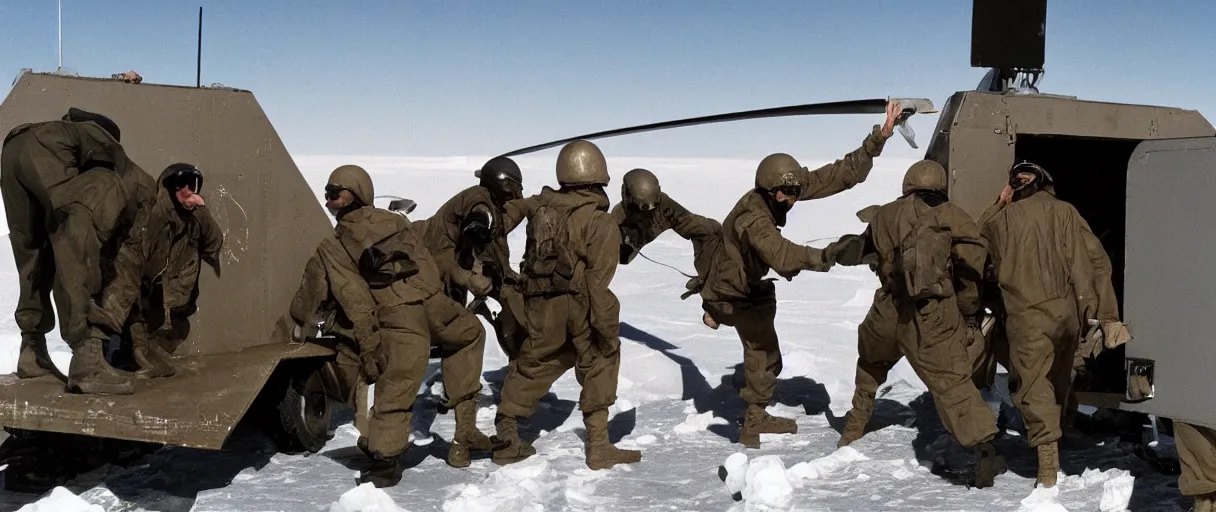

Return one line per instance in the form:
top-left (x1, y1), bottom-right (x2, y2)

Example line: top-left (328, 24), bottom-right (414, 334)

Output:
top-left (0, 154), bottom-right (1194, 511)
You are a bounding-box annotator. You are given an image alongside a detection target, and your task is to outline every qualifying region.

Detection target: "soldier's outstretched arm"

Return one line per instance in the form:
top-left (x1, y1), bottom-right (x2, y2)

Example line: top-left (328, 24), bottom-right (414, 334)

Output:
top-left (89, 207), bottom-right (152, 334)
top-left (796, 102), bottom-right (899, 201)
top-left (662, 193), bottom-right (721, 243)
top-left (585, 214), bottom-right (623, 343)
top-left (502, 194), bottom-right (542, 233)
top-left (739, 212), bottom-right (830, 277)
top-left (1061, 206), bottom-right (1100, 324)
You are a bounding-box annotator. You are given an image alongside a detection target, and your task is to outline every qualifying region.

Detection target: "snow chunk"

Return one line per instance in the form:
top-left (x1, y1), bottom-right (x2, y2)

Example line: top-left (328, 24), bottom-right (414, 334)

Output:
top-left (442, 456), bottom-right (557, 512)
top-left (741, 455), bottom-right (793, 509)
top-left (633, 434), bottom-right (658, 445)
top-left (18, 487), bottom-right (104, 512)
top-left (1100, 471), bottom-right (1135, 512)
top-left (786, 446), bottom-right (870, 483)
top-left (673, 411), bottom-right (728, 435)
top-left (1017, 486), bottom-right (1069, 512)
top-left (723, 452), bottom-right (750, 495)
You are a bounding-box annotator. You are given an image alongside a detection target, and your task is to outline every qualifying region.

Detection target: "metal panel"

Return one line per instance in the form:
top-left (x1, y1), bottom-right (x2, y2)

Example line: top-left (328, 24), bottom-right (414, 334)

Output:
top-left (1121, 136), bottom-right (1216, 429)
top-left (0, 72), bottom-right (333, 356)
top-left (0, 342), bottom-right (333, 449)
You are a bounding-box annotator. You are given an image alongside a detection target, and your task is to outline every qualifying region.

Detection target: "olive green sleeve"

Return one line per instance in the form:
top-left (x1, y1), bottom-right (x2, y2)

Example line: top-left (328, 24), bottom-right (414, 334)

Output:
top-left (796, 125), bottom-right (888, 201)
top-left (585, 213), bottom-right (622, 344)
top-left (90, 206), bottom-right (152, 333)
top-left (503, 194), bottom-right (542, 233)
top-left (662, 193), bottom-right (720, 243)
top-left (194, 205), bottom-right (225, 270)
top-left (1063, 206), bottom-right (1100, 323)
top-left (318, 239), bottom-right (381, 353)
top-left (1080, 228), bottom-right (1120, 322)
top-left (946, 205), bottom-right (988, 316)
top-left (738, 211), bottom-right (829, 276)
top-left (289, 249), bottom-right (330, 326)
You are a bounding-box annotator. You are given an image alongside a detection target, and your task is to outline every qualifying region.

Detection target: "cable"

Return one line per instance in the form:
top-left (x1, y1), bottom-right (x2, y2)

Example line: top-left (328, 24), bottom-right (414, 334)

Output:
top-left (634, 250), bottom-right (696, 279)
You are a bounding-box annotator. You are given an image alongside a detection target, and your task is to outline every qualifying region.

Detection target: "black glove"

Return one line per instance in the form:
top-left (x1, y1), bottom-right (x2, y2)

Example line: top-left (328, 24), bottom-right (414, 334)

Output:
top-left (824, 235), bottom-right (867, 266)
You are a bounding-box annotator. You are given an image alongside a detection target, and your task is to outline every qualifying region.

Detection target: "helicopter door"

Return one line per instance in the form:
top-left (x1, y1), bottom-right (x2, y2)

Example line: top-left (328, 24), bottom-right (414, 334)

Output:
top-left (1121, 136), bottom-right (1216, 429)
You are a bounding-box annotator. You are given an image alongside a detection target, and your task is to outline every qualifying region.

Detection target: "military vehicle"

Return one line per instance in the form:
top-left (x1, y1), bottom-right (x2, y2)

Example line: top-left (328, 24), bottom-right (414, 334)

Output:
top-left (494, 0), bottom-right (1216, 436)
top-left (0, 70), bottom-right (351, 489)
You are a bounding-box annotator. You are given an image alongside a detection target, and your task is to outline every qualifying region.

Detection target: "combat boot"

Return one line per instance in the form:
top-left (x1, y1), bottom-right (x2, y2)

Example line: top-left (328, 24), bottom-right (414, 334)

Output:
top-left (17, 334), bottom-right (63, 380)
top-left (837, 406), bottom-right (872, 448)
top-left (491, 413), bottom-right (535, 465)
top-left (131, 324), bottom-right (175, 378)
top-left (972, 442), bottom-right (1007, 488)
top-left (1193, 493), bottom-right (1214, 512)
top-left (358, 457), bottom-right (402, 488)
top-left (583, 409), bottom-right (642, 470)
top-left (447, 399), bottom-right (493, 468)
top-left (738, 404), bottom-right (798, 449)
top-left (1035, 442), bottom-right (1060, 488)
top-left (66, 339), bottom-right (134, 395)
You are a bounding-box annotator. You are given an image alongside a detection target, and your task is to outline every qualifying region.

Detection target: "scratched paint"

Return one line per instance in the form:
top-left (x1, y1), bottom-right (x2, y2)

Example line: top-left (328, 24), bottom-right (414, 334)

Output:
top-left (212, 185), bottom-right (251, 266)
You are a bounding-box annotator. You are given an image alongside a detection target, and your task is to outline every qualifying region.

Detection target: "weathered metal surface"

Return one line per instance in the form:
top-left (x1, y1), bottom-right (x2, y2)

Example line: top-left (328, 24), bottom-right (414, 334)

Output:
top-left (0, 342), bottom-right (333, 449)
top-left (0, 72), bottom-right (333, 356)
top-left (936, 90), bottom-right (1216, 218)
top-left (1120, 136), bottom-right (1216, 430)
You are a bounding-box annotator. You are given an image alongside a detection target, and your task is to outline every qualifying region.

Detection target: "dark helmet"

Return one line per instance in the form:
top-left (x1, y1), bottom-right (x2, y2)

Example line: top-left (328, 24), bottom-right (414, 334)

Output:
top-left (62, 107), bottom-right (121, 142)
top-left (161, 163), bottom-right (204, 195)
top-left (1009, 161), bottom-right (1054, 189)
top-left (476, 156), bottom-right (523, 203)
top-left (622, 168), bottom-right (661, 211)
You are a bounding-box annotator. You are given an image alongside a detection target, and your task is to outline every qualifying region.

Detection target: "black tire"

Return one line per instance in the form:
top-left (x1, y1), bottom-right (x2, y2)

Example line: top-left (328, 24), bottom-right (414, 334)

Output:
top-left (264, 361), bottom-right (334, 454)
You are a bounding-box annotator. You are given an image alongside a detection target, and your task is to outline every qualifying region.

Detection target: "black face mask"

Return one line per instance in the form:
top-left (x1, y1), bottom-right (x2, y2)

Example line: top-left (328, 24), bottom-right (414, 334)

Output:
top-left (759, 189), bottom-right (792, 226)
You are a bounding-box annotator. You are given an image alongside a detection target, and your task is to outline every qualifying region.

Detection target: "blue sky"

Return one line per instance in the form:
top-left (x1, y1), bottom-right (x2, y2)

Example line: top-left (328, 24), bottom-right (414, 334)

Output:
top-left (2, 1), bottom-right (1214, 161)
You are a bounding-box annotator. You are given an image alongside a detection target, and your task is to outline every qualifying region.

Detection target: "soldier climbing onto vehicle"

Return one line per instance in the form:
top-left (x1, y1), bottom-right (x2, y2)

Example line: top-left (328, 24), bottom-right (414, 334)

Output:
top-left (418, 156), bottom-right (528, 361)
top-left (836, 160), bottom-right (1006, 487)
top-left (980, 161), bottom-right (1111, 488)
top-left (611, 168), bottom-right (723, 299)
top-left (286, 165), bottom-right (491, 488)
top-left (491, 140), bottom-right (642, 471)
top-left (86, 163), bottom-right (223, 381)
top-left (696, 100), bottom-right (901, 449)
top-left (0, 108), bottom-right (156, 394)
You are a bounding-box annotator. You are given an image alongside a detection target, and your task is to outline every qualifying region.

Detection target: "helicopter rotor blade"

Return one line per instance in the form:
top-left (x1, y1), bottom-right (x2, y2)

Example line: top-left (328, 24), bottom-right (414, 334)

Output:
top-left (499, 98), bottom-right (891, 157)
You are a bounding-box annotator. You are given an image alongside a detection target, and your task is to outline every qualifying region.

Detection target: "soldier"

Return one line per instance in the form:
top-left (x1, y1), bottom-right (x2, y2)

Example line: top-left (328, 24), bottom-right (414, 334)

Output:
top-left (1175, 422), bottom-right (1216, 512)
top-left (612, 168), bottom-right (722, 298)
top-left (419, 156), bottom-right (528, 360)
top-left (286, 165), bottom-right (491, 487)
top-left (86, 164), bottom-right (223, 380)
top-left (980, 161), bottom-right (1106, 488)
top-left (697, 100), bottom-right (901, 448)
top-left (0, 108), bottom-right (155, 394)
top-left (491, 140), bottom-right (641, 470)
top-left (845, 160), bottom-right (1005, 487)
top-left (834, 205), bottom-right (902, 449)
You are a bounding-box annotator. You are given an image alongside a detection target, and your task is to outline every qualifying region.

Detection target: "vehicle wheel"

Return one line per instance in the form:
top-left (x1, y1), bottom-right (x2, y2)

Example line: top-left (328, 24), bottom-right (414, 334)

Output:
top-left (265, 362), bottom-right (333, 454)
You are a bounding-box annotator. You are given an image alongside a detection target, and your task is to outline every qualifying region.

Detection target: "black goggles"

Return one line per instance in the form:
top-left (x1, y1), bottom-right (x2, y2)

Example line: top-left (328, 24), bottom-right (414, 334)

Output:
top-left (772, 185), bottom-right (802, 198)
top-left (324, 184), bottom-right (347, 201)
top-left (167, 167), bottom-right (203, 193)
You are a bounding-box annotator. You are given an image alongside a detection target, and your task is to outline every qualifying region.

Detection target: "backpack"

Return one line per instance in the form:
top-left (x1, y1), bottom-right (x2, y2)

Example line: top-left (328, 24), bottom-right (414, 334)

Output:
top-left (520, 203), bottom-right (584, 296)
top-left (894, 202), bottom-right (953, 300)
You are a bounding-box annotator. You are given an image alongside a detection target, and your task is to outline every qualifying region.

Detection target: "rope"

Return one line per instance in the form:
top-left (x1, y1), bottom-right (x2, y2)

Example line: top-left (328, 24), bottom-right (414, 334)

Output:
top-left (635, 250), bottom-right (696, 279)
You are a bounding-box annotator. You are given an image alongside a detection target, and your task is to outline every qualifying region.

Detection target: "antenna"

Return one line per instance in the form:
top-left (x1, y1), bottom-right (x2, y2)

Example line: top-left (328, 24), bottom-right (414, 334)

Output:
top-left (196, 6), bottom-right (203, 87)
top-left (57, 0), bottom-right (62, 71)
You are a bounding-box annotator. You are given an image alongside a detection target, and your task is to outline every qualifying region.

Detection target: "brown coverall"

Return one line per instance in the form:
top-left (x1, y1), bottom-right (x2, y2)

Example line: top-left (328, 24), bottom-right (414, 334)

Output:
top-left (87, 166), bottom-right (223, 349)
top-left (498, 187), bottom-right (621, 419)
top-left (1175, 422), bottom-right (1216, 508)
top-left (699, 127), bottom-right (887, 420)
top-left (611, 190), bottom-right (722, 294)
top-left (419, 185), bottom-right (527, 360)
top-left (291, 206), bottom-right (486, 460)
top-left (1, 119), bottom-right (154, 363)
top-left (981, 189), bottom-right (1099, 450)
top-left (865, 195), bottom-right (998, 449)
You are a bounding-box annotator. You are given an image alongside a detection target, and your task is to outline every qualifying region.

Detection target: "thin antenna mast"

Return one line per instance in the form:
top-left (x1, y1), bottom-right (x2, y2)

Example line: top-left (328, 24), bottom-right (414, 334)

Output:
top-left (196, 6), bottom-right (203, 87)
top-left (57, 0), bottom-right (62, 71)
